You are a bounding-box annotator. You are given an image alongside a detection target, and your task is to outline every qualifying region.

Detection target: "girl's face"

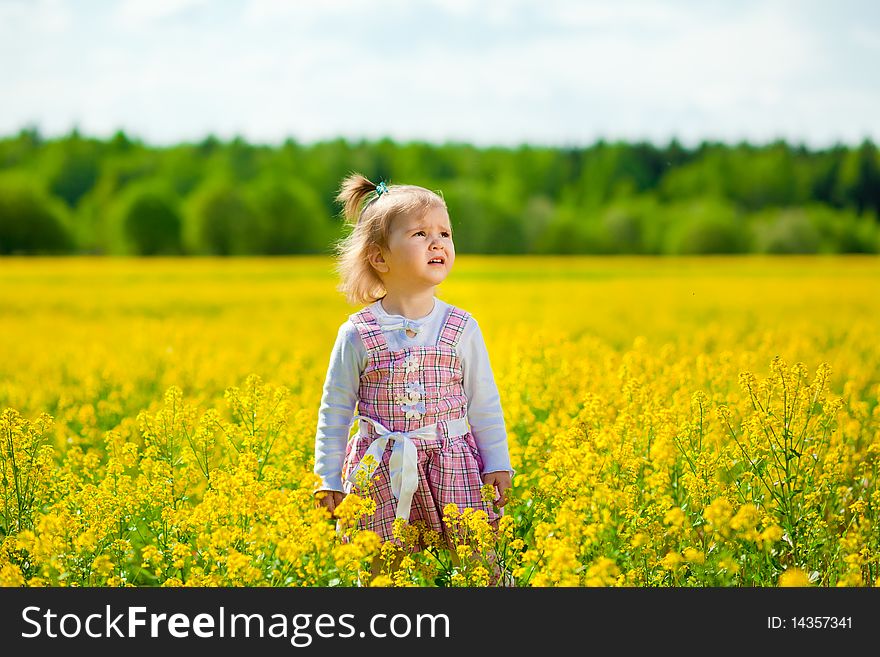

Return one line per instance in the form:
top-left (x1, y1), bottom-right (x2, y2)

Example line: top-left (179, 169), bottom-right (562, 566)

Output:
top-left (375, 205), bottom-right (455, 289)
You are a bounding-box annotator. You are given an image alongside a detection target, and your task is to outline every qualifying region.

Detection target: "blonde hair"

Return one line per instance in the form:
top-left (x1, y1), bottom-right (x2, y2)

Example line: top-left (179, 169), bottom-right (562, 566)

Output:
top-left (332, 172), bottom-right (447, 306)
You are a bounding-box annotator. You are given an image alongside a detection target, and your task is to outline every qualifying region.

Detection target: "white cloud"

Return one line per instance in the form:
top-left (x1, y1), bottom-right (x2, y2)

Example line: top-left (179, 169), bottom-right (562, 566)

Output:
top-left (851, 25), bottom-right (880, 51)
top-left (0, 0), bottom-right (72, 36)
top-left (541, 0), bottom-right (687, 29)
top-left (111, 0), bottom-right (210, 29)
top-left (241, 0), bottom-right (386, 27)
top-left (0, 0), bottom-right (877, 146)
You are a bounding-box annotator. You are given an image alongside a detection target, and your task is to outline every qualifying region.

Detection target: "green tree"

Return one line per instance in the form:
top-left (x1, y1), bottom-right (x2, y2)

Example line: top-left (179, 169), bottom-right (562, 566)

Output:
top-left (183, 178), bottom-right (262, 255)
top-left (440, 181), bottom-right (491, 253)
top-left (599, 195), bottom-right (664, 254)
top-left (0, 173), bottom-right (73, 254)
top-left (749, 208), bottom-right (821, 254)
top-left (806, 204), bottom-right (879, 253)
top-left (0, 126), bottom-right (43, 169)
top-left (109, 181), bottom-right (183, 255)
top-left (834, 140), bottom-right (880, 216)
top-left (245, 177), bottom-right (331, 254)
top-left (534, 205), bottom-right (595, 254)
top-left (663, 197), bottom-right (746, 254)
top-left (44, 136), bottom-right (101, 209)
top-left (750, 204), bottom-right (880, 254)
top-left (2, 131), bottom-right (879, 256)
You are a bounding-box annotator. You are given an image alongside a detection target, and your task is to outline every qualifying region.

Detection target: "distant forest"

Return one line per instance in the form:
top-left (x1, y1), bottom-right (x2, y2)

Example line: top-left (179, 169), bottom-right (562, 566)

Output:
top-left (1, 127), bottom-right (879, 255)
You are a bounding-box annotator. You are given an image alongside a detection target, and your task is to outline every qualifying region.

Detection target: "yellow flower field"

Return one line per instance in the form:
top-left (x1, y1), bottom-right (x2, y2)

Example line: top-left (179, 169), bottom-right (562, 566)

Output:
top-left (0, 255), bottom-right (878, 587)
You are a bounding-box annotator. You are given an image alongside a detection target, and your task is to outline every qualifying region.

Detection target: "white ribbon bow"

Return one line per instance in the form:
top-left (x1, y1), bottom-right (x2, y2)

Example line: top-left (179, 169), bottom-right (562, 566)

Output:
top-left (346, 414), bottom-right (439, 521)
top-left (383, 319), bottom-right (422, 336)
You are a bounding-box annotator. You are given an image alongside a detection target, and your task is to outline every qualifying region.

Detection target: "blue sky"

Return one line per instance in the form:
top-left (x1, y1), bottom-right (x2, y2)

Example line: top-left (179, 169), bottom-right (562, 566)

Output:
top-left (2, 0), bottom-right (878, 148)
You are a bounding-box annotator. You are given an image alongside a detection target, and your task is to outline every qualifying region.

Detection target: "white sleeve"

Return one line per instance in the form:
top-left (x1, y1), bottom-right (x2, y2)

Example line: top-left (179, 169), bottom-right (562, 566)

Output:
top-left (459, 318), bottom-right (515, 477)
top-left (313, 321), bottom-right (364, 492)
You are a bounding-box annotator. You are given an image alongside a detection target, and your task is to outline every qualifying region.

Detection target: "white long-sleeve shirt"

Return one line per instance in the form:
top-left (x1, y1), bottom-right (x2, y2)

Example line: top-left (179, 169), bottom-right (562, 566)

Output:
top-left (313, 296), bottom-right (513, 492)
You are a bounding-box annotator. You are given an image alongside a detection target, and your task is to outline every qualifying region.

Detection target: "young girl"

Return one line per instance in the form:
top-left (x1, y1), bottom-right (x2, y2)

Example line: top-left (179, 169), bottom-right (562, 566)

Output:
top-left (313, 172), bottom-right (514, 555)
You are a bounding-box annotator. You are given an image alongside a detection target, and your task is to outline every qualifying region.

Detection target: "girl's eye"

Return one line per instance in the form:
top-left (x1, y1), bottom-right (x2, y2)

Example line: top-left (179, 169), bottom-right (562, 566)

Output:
top-left (414, 231), bottom-right (451, 237)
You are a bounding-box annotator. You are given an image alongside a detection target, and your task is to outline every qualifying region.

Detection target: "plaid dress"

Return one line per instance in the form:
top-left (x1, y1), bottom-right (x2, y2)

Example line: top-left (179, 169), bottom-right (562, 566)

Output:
top-left (340, 303), bottom-right (501, 545)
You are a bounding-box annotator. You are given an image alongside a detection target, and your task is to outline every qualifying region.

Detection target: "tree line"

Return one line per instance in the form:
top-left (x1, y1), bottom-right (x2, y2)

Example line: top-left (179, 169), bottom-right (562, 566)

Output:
top-left (1, 127), bottom-right (879, 256)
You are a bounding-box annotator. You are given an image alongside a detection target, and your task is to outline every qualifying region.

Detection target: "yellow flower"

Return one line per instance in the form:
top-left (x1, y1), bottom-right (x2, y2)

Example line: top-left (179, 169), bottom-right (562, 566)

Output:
top-left (392, 518), bottom-right (420, 547)
top-left (836, 572), bottom-right (863, 586)
top-left (497, 515), bottom-right (515, 539)
top-left (469, 566), bottom-right (490, 586)
top-left (714, 405), bottom-right (732, 422)
top-left (226, 550), bottom-right (252, 581)
top-left (141, 545), bottom-right (162, 565)
top-left (334, 493), bottom-right (373, 529)
top-left (778, 568), bottom-right (811, 587)
top-left (757, 524), bottom-right (783, 550)
top-left (730, 504), bottom-right (760, 533)
top-left (450, 572), bottom-right (467, 587)
top-left (584, 557), bottom-right (620, 586)
top-left (75, 529), bottom-right (98, 553)
top-left (91, 554), bottom-right (115, 577)
top-left (442, 503), bottom-right (460, 521)
top-left (370, 575), bottom-right (393, 587)
top-left (352, 530), bottom-right (381, 556)
top-left (683, 548), bottom-right (705, 564)
top-left (848, 500), bottom-right (867, 516)
top-left (3, 261), bottom-right (877, 589)
top-left (660, 551), bottom-right (683, 571)
top-left (738, 372), bottom-right (757, 393)
top-left (354, 454), bottom-right (379, 490)
top-left (171, 542), bottom-right (190, 570)
top-left (663, 507), bottom-right (686, 528)
top-left (418, 525), bottom-right (443, 550)
top-left (0, 563), bottom-right (26, 587)
top-left (15, 530), bottom-right (36, 553)
top-left (718, 557), bottom-right (740, 574)
top-left (703, 497), bottom-right (733, 535)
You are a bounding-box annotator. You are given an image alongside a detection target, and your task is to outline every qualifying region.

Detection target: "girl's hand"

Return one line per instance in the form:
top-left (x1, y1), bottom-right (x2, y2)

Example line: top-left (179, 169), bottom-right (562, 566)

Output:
top-left (481, 471), bottom-right (512, 507)
top-left (314, 489), bottom-right (346, 516)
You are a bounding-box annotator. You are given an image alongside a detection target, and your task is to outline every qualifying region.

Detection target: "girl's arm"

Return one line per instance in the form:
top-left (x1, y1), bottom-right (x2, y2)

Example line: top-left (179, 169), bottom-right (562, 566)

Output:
top-left (314, 322), bottom-right (363, 493)
top-left (459, 318), bottom-right (515, 477)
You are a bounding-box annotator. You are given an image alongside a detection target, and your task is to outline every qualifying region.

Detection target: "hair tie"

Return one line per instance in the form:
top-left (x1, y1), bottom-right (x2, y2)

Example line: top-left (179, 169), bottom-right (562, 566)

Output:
top-left (375, 181), bottom-right (388, 197)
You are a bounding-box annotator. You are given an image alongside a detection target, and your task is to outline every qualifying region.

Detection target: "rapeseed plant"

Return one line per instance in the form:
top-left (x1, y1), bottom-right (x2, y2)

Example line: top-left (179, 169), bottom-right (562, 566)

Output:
top-left (0, 256), bottom-right (877, 586)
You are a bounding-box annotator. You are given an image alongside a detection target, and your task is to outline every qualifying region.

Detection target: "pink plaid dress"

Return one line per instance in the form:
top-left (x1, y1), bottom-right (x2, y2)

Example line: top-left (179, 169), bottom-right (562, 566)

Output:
top-left (340, 304), bottom-right (501, 545)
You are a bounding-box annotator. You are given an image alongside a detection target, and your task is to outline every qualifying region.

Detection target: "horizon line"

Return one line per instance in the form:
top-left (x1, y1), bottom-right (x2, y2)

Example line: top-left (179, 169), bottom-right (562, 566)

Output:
top-left (4, 124), bottom-right (877, 153)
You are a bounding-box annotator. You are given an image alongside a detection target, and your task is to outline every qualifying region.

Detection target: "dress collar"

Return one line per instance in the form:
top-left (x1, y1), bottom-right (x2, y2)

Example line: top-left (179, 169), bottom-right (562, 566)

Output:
top-left (372, 297), bottom-right (442, 336)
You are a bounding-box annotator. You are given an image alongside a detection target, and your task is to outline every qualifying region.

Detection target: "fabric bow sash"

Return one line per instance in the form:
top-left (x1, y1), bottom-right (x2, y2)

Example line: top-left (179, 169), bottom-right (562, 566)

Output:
top-left (346, 414), bottom-right (439, 521)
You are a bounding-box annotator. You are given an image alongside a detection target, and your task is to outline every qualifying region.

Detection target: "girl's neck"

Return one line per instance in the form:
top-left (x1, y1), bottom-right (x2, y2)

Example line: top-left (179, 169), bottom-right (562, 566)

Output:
top-left (380, 290), bottom-right (437, 320)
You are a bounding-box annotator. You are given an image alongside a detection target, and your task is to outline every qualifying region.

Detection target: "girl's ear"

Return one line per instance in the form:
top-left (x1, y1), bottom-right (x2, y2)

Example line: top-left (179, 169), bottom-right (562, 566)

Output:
top-left (367, 244), bottom-right (389, 273)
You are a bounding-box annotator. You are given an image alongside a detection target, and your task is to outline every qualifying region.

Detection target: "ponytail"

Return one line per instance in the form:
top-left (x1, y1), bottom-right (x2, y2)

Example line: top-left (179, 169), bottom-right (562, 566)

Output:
top-left (335, 172), bottom-right (382, 226)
